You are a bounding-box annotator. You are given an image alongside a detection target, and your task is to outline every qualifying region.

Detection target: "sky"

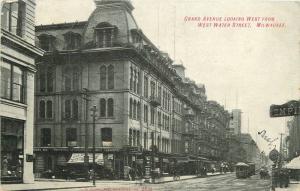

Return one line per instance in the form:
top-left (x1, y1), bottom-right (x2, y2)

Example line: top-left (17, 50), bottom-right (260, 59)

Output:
top-left (35, 0), bottom-right (300, 154)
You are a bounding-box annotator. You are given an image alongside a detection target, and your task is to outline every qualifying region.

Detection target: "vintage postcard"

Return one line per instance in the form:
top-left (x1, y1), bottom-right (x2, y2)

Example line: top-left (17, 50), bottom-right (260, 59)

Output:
top-left (1, 0), bottom-right (300, 190)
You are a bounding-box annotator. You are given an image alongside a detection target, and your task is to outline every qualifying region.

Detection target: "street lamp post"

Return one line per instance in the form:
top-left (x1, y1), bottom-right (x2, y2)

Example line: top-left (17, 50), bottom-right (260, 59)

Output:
top-left (91, 105), bottom-right (97, 186)
top-left (82, 88), bottom-right (90, 182)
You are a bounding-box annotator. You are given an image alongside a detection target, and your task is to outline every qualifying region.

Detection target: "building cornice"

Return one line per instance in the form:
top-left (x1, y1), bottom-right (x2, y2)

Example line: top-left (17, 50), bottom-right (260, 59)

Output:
top-left (1, 29), bottom-right (44, 57)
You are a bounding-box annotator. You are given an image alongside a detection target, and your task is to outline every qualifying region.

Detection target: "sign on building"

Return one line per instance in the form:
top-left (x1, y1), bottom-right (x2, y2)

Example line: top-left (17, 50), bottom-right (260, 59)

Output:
top-left (270, 100), bottom-right (300, 117)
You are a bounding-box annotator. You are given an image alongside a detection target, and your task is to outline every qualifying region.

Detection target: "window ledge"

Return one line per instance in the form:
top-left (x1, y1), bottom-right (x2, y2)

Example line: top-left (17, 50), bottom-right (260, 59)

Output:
top-left (98, 117), bottom-right (115, 120)
top-left (0, 98), bottom-right (27, 109)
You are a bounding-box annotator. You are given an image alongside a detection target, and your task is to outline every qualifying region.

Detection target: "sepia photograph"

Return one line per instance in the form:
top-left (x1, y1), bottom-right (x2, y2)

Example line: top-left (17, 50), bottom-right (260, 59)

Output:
top-left (1, 0), bottom-right (300, 190)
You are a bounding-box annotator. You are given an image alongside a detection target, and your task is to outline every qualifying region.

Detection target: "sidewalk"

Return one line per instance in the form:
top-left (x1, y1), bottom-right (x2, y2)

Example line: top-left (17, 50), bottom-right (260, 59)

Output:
top-left (0, 181), bottom-right (94, 191)
top-left (0, 172), bottom-right (228, 191)
top-left (152, 172), bottom-right (223, 184)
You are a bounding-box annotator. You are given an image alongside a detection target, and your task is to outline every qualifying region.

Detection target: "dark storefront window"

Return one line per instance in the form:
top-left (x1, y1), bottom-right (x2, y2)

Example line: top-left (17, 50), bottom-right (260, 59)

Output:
top-left (1, 61), bottom-right (25, 103)
top-left (101, 128), bottom-right (112, 146)
top-left (1, 118), bottom-right (24, 182)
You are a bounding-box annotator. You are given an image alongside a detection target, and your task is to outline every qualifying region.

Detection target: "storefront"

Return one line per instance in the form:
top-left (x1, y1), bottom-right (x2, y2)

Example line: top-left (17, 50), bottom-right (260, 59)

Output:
top-left (1, 118), bottom-right (24, 183)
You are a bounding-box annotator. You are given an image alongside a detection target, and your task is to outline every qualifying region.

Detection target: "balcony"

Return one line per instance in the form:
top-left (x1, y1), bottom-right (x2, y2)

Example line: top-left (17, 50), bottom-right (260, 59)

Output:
top-left (149, 95), bottom-right (161, 107)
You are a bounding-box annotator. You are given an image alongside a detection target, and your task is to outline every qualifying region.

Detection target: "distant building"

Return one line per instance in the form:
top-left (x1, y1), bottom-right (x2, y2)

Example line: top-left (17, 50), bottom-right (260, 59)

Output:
top-left (1, 0), bottom-right (44, 183)
top-left (240, 133), bottom-right (261, 166)
top-left (229, 109), bottom-right (242, 136)
top-left (287, 116), bottom-right (300, 159)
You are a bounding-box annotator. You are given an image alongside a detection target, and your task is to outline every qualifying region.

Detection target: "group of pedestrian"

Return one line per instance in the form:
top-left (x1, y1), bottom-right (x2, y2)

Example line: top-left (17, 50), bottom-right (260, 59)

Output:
top-left (276, 169), bottom-right (290, 188)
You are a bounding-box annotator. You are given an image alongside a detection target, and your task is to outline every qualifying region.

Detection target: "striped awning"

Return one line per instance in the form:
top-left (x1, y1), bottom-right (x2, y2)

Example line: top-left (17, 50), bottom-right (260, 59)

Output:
top-left (67, 153), bottom-right (104, 165)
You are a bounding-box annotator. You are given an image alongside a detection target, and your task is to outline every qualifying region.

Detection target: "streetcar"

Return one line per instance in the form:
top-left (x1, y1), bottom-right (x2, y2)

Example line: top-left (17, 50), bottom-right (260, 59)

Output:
top-left (235, 162), bottom-right (251, 179)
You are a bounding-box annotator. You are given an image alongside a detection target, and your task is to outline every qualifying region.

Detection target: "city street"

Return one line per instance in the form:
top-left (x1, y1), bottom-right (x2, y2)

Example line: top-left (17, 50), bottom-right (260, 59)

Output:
top-left (53, 173), bottom-right (271, 191)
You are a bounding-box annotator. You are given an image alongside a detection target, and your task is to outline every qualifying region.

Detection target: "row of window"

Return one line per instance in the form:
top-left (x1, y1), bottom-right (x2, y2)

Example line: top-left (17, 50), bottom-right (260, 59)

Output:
top-left (129, 98), bottom-right (141, 120)
top-left (1, 61), bottom-right (25, 103)
top-left (173, 100), bottom-right (182, 114)
top-left (99, 98), bottom-right (114, 117)
top-left (38, 65), bottom-right (115, 92)
top-left (172, 139), bottom-right (181, 153)
top-left (100, 65), bottom-right (114, 90)
top-left (38, 23), bottom-right (117, 51)
top-left (1, 1), bottom-right (25, 37)
top-left (39, 98), bottom-right (115, 120)
top-left (40, 127), bottom-right (112, 147)
top-left (39, 100), bottom-right (53, 119)
top-left (173, 118), bottom-right (182, 133)
top-left (39, 67), bottom-right (54, 93)
top-left (129, 129), bottom-right (140, 147)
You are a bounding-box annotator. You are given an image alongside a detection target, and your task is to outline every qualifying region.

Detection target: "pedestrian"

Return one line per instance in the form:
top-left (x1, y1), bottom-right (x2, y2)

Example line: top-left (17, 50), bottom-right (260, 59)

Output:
top-left (2, 156), bottom-right (8, 176)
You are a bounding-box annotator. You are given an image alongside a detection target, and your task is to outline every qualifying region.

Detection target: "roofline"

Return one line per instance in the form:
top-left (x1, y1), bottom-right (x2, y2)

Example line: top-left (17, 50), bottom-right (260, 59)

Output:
top-left (36, 21), bottom-right (88, 31)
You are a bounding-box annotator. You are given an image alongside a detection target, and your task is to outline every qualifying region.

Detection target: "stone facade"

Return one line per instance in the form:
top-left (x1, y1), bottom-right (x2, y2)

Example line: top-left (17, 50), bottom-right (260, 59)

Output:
top-left (34, 0), bottom-right (230, 178)
top-left (1, 0), bottom-right (44, 183)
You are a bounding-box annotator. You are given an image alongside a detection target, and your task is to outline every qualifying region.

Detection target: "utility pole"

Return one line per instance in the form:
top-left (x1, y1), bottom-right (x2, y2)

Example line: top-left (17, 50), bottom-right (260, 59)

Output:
top-left (91, 105), bottom-right (97, 186)
top-left (82, 88), bottom-right (90, 182)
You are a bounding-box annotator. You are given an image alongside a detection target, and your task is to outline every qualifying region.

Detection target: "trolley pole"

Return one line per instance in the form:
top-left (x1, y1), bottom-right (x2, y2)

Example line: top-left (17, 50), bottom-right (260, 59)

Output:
top-left (91, 105), bottom-right (97, 186)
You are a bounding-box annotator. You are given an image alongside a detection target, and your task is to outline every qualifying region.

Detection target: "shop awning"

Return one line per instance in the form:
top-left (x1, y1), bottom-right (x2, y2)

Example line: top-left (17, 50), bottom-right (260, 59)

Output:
top-left (67, 153), bottom-right (104, 165)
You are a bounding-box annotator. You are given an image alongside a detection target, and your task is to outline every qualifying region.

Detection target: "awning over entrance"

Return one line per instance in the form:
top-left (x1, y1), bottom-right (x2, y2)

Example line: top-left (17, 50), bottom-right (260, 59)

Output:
top-left (67, 153), bottom-right (104, 165)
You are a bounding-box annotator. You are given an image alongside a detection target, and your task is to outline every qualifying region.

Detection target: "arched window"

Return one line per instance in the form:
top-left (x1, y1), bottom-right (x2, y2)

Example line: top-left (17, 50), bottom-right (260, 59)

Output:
top-left (137, 71), bottom-right (140, 94)
top-left (137, 102), bottom-right (141, 120)
top-left (47, 68), bottom-right (54, 92)
top-left (64, 32), bottom-right (81, 50)
top-left (65, 100), bottom-right (71, 119)
top-left (129, 129), bottom-right (132, 146)
top-left (64, 67), bottom-right (71, 91)
top-left (100, 98), bottom-right (106, 117)
top-left (73, 67), bottom-right (80, 90)
top-left (72, 99), bottom-right (79, 119)
top-left (130, 67), bottom-right (133, 90)
top-left (39, 70), bottom-right (46, 92)
top-left (95, 22), bottom-right (117, 48)
top-left (108, 65), bottom-right (114, 89)
top-left (39, 100), bottom-right (45, 119)
top-left (100, 66), bottom-right (107, 90)
top-left (107, 98), bottom-right (114, 117)
top-left (133, 69), bottom-right (136, 92)
top-left (129, 98), bottom-right (133, 118)
top-left (137, 131), bottom-right (140, 146)
top-left (46, 100), bottom-right (52, 119)
top-left (133, 100), bottom-right (137, 119)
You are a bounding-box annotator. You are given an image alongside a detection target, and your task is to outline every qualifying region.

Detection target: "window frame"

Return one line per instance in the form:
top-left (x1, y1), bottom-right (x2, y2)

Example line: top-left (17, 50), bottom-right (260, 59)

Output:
top-left (1, 60), bottom-right (25, 103)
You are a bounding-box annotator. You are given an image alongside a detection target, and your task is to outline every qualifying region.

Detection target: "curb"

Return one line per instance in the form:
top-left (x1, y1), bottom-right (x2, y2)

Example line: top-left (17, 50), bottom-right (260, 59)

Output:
top-left (151, 172), bottom-right (228, 184)
top-left (2, 186), bottom-right (95, 191)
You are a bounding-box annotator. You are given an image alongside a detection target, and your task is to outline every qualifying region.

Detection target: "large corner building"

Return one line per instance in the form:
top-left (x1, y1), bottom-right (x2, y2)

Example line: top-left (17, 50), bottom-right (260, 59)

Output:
top-left (34, 0), bottom-right (230, 179)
